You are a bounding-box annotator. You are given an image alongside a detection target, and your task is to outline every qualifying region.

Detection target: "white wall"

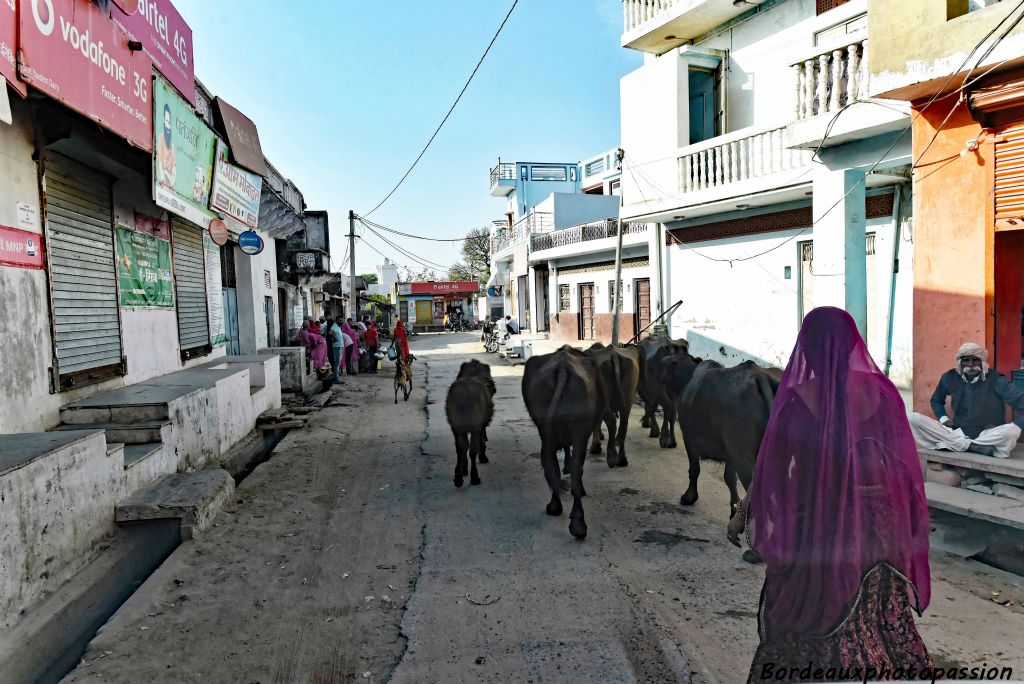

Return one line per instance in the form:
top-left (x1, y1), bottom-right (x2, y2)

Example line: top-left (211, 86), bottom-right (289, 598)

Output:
top-left (234, 232), bottom-right (278, 353)
top-left (666, 214), bottom-right (913, 385)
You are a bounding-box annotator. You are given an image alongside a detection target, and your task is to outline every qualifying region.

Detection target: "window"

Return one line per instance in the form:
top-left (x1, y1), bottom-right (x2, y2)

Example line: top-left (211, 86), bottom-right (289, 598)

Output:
top-left (520, 165), bottom-right (528, 181)
top-left (948, 0), bottom-right (1002, 18)
top-left (816, 0), bottom-right (850, 14)
top-left (585, 158), bottom-right (606, 177)
top-left (531, 165), bottom-right (567, 182)
top-left (569, 166), bottom-right (577, 182)
top-left (813, 13), bottom-right (866, 45)
top-left (608, 280), bottom-right (622, 311)
top-left (559, 284), bottom-right (570, 311)
top-left (610, 179), bottom-right (622, 196)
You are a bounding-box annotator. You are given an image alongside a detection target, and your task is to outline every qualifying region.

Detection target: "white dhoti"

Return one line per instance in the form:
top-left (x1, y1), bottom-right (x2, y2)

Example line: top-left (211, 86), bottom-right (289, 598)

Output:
top-left (908, 413), bottom-right (1021, 459)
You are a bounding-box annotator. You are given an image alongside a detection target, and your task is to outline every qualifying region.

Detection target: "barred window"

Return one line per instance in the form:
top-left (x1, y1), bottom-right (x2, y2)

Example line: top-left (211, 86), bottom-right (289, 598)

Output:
top-left (559, 284), bottom-right (570, 311)
top-left (608, 280), bottom-right (622, 311)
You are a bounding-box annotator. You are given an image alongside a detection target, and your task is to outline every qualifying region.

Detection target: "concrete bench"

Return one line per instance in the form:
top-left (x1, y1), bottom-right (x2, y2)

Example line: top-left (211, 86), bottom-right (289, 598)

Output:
top-left (919, 446), bottom-right (1024, 480)
top-left (925, 481), bottom-right (1024, 532)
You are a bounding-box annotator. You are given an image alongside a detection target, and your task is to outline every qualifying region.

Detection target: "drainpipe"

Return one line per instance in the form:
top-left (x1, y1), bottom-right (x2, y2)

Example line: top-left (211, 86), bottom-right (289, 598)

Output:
top-left (611, 147), bottom-right (626, 346)
top-left (884, 183), bottom-right (905, 377)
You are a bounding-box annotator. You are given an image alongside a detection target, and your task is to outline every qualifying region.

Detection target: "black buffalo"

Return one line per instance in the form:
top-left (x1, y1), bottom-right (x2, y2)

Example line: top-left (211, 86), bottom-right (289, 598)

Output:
top-left (445, 360), bottom-right (496, 488)
top-left (637, 337), bottom-right (691, 448)
top-left (676, 359), bottom-right (782, 516)
top-left (522, 346), bottom-right (606, 539)
top-left (585, 343), bottom-right (643, 468)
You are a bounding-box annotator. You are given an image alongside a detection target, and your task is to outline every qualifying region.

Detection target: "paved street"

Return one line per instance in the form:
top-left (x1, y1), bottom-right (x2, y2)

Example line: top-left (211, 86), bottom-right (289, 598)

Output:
top-left (66, 334), bottom-right (1024, 683)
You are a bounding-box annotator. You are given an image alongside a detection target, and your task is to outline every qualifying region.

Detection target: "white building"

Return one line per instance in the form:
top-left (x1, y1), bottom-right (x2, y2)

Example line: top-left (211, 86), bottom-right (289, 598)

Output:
top-left (618, 0), bottom-right (913, 385)
top-left (367, 257), bottom-right (400, 297)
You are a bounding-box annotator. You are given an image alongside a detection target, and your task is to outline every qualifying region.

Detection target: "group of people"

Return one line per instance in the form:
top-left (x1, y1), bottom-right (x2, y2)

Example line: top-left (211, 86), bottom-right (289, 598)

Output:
top-left (731, 306), bottom-right (1024, 681)
top-left (295, 315), bottom-right (382, 382)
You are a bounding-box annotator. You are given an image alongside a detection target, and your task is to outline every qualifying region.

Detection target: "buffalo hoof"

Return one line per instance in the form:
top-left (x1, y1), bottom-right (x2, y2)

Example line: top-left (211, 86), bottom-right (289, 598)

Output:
top-left (659, 435), bottom-right (673, 449)
top-left (546, 500), bottom-right (563, 516)
top-left (742, 550), bottom-right (763, 565)
top-left (641, 416), bottom-right (651, 428)
top-left (454, 477), bottom-right (464, 488)
top-left (589, 443), bottom-right (602, 455)
top-left (680, 491), bottom-right (698, 506)
top-left (617, 457), bottom-right (629, 468)
top-left (478, 454), bottom-right (489, 464)
top-left (471, 476), bottom-right (481, 486)
top-left (649, 427), bottom-right (660, 438)
top-left (569, 517), bottom-right (588, 540)
top-left (606, 453), bottom-right (617, 468)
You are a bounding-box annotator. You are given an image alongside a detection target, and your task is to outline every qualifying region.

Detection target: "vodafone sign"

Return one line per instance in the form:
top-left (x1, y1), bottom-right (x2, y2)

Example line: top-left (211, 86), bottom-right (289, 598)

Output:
top-left (18, 0), bottom-right (153, 151)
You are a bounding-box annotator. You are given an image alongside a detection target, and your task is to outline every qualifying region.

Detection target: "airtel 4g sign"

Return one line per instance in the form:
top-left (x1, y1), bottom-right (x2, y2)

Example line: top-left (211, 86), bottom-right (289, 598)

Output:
top-left (19, 0), bottom-right (153, 151)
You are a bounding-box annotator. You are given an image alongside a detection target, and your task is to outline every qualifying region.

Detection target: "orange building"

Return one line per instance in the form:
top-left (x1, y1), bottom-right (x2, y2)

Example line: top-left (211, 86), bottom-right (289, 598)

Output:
top-left (868, 0), bottom-right (1024, 409)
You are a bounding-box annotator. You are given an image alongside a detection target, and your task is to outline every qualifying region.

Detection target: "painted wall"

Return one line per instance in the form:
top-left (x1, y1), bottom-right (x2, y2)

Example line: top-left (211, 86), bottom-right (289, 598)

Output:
top-left (532, 193), bottom-right (621, 229)
top-left (665, 216), bottom-right (912, 380)
top-left (910, 97), bottom-right (992, 412)
top-left (234, 233), bottom-right (279, 353)
top-left (505, 163), bottom-right (582, 220)
top-left (868, 0), bottom-right (1024, 100)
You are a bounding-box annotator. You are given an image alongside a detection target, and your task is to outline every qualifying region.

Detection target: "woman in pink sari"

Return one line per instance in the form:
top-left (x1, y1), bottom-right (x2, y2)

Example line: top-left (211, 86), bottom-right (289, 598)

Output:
top-left (730, 307), bottom-right (932, 682)
top-left (296, 321), bottom-right (329, 376)
top-left (341, 319), bottom-right (359, 375)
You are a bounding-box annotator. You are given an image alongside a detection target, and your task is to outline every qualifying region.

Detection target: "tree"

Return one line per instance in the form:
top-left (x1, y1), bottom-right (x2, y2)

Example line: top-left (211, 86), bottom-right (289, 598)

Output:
top-left (360, 273), bottom-right (378, 285)
top-left (447, 262), bottom-right (474, 282)
top-left (403, 266), bottom-right (437, 282)
top-left (460, 227), bottom-right (491, 284)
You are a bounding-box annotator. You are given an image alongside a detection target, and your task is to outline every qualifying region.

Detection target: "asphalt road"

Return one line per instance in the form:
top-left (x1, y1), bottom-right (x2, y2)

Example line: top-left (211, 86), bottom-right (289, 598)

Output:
top-left (63, 333), bottom-right (1024, 684)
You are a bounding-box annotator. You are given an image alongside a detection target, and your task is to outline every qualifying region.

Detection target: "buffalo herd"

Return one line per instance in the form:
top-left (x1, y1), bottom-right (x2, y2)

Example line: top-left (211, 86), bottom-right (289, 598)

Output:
top-left (445, 337), bottom-right (783, 541)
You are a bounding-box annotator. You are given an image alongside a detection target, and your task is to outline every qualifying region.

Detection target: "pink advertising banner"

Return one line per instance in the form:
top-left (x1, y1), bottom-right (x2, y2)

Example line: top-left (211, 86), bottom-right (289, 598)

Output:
top-left (111, 0), bottom-right (194, 105)
top-left (18, 0), bottom-right (153, 151)
top-left (1, 0), bottom-right (26, 95)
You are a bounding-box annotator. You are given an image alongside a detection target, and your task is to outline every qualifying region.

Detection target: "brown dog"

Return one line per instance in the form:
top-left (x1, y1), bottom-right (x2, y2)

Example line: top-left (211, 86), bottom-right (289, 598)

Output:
top-left (394, 354), bottom-right (416, 404)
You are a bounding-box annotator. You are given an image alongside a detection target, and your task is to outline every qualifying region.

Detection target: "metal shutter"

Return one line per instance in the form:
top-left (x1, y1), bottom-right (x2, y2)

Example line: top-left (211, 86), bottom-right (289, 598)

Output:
top-left (171, 218), bottom-right (211, 354)
top-left (42, 152), bottom-right (124, 389)
top-left (995, 123), bottom-right (1024, 221)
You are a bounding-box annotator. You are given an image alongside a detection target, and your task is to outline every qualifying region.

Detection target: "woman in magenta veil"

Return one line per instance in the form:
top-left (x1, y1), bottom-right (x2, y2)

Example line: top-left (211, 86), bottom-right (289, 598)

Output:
top-left (729, 307), bottom-right (932, 682)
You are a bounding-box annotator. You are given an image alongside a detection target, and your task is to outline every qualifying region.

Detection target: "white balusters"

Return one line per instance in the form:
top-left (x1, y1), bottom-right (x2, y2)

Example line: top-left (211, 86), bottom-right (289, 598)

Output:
top-left (829, 49), bottom-right (843, 112)
top-left (793, 38), bottom-right (869, 120)
top-left (622, 0), bottom-right (679, 33)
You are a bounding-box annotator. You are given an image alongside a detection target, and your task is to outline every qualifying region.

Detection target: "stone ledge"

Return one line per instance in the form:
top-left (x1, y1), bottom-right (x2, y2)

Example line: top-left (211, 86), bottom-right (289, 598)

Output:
top-left (116, 470), bottom-right (235, 540)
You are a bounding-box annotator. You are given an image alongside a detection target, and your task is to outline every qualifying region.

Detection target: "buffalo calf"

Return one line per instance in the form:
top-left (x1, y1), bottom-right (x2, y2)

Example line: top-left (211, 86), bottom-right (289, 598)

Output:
top-left (446, 360), bottom-right (496, 487)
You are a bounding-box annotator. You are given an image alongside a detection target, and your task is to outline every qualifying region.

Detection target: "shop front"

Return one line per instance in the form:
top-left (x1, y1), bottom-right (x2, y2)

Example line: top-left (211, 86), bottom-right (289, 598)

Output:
top-left (395, 281), bottom-right (481, 330)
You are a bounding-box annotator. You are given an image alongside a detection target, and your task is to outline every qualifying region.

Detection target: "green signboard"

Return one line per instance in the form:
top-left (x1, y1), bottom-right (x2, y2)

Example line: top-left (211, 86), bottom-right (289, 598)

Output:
top-left (116, 227), bottom-right (174, 308)
top-left (152, 75), bottom-right (217, 227)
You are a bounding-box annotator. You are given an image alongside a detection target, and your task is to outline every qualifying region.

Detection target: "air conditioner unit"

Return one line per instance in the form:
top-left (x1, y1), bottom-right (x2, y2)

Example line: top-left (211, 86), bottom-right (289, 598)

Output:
top-left (313, 292), bottom-right (327, 302)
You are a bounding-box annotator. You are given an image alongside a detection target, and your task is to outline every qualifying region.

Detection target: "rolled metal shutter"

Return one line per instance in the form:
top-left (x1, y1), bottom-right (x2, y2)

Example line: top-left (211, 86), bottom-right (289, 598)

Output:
top-left (995, 123), bottom-right (1024, 222)
top-left (43, 152), bottom-right (123, 389)
top-left (171, 218), bottom-right (211, 354)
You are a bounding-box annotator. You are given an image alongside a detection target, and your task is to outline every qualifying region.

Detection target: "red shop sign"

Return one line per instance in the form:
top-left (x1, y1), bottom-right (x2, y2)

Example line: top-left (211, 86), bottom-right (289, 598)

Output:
top-left (408, 281), bottom-right (479, 294)
top-left (0, 225), bottom-right (45, 269)
top-left (1, 0), bottom-right (26, 95)
top-left (18, 0), bottom-right (153, 151)
top-left (111, 0), bottom-right (194, 105)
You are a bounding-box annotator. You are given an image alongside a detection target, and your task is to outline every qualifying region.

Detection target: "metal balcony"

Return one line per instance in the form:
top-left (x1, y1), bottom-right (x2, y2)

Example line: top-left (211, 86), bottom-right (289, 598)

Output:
top-left (489, 162), bottom-right (516, 197)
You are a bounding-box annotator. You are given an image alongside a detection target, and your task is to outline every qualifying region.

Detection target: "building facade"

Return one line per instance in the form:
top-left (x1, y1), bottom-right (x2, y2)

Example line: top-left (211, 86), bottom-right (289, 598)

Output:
top-left (867, 0), bottom-right (1024, 408)
top-left (618, 0), bottom-right (915, 382)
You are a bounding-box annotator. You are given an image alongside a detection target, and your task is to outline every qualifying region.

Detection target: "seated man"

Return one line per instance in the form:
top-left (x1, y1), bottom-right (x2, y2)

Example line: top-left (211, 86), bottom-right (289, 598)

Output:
top-left (504, 315), bottom-right (520, 336)
top-left (909, 342), bottom-right (1024, 459)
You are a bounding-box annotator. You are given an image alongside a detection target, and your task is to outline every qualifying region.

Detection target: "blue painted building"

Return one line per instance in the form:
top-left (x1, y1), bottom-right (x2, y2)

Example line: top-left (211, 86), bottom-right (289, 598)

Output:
top-left (489, 160), bottom-right (582, 221)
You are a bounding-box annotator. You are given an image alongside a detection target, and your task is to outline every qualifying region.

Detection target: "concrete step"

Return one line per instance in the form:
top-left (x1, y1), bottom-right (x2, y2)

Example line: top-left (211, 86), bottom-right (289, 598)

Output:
top-left (920, 446), bottom-right (1024, 480)
top-left (105, 441), bottom-right (124, 458)
top-left (54, 420), bottom-right (171, 445)
top-left (925, 481), bottom-right (1024, 532)
top-left (122, 443), bottom-right (162, 470)
top-left (116, 470), bottom-right (235, 540)
top-left (60, 403), bottom-right (170, 425)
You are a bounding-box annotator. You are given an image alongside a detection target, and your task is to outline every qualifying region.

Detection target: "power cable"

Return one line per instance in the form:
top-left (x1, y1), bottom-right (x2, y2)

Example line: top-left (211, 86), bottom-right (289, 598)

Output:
top-left (362, 0), bottom-right (519, 217)
top-left (360, 220), bottom-right (451, 270)
top-left (358, 215), bottom-right (468, 242)
top-left (628, 0), bottom-right (1024, 266)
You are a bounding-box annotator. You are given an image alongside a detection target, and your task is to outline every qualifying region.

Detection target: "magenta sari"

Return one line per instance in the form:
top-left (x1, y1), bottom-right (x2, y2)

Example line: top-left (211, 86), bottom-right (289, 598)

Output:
top-left (297, 329), bottom-right (328, 371)
top-left (341, 321), bottom-right (359, 371)
top-left (746, 307), bottom-right (931, 679)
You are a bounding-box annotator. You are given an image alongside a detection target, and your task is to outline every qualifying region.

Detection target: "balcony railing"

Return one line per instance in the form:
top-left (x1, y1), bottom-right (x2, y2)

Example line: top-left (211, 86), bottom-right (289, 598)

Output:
top-left (491, 212), bottom-right (554, 253)
top-left (793, 37), bottom-right (868, 120)
top-left (490, 162), bottom-right (516, 188)
top-left (531, 219), bottom-right (648, 252)
top-left (678, 125), bottom-right (813, 194)
top-left (622, 0), bottom-right (683, 33)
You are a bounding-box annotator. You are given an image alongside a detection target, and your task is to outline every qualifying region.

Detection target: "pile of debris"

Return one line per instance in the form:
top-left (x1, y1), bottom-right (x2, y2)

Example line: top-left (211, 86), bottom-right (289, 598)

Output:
top-left (257, 391), bottom-right (333, 431)
top-left (926, 463), bottom-right (1024, 502)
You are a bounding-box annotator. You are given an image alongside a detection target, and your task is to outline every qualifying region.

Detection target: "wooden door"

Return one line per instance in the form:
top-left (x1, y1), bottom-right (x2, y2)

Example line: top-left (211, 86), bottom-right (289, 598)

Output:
top-left (634, 278), bottom-right (651, 338)
top-left (579, 283), bottom-right (595, 341)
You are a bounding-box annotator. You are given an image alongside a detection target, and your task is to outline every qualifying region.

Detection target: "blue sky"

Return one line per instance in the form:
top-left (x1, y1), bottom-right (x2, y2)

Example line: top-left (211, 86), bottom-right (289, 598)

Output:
top-left (175, 0), bottom-right (640, 276)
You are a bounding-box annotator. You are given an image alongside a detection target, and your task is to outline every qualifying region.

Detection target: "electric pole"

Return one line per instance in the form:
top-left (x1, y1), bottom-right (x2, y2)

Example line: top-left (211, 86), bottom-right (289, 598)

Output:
top-left (348, 210), bottom-right (357, 322)
top-left (610, 147), bottom-right (626, 346)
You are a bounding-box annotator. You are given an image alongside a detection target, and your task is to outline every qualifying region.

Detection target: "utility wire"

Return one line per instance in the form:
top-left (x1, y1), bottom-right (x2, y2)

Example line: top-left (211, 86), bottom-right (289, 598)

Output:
top-left (359, 219), bottom-right (452, 272)
top-left (633, 0), bottom-right (1024, 266)
top-left (363, 0), bottom-right (519, 217)
top-left (358, 215), bottom-right (468, 242)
